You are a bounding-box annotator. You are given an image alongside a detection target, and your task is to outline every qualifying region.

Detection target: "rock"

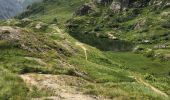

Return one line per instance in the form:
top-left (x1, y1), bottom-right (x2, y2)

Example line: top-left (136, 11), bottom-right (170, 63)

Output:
top-left (0, 26), bottom-right (21, 42)
top-left (142, 40), bottom-right (152, 44)
top-left (107, 32), bottom-right (118, 40)
top-left (17, 18), bottom-right (32, 27)
top-left (134, 19), bottom-right (147, 30)
top-left (75, 3), bottom-right (95, 16)
top-left (21, 18), bottom-right (32, 23)
top-left (154, 44), bottom-right (168, 49)
top-left (35, 22), bottom-right (48, 30)
top-left (163, 2), bottom-right (170, 9)
top-left (0, 26), bottom-right (47, 52)
top-left (110, 2), bottom-right (121, 13)
top-left (163, 54), bottom-right (170, 61)
top-left (93, 0), bottom-right (113, 5)
top-left (161, 11), bottom-right (170, 17)
top-left (133, 46), bottom-right (144, 52)
top-left (150, 0), bottom-right (170, 9)
top-left (132, 0), bottom-right (150, 7)
top-left (121, 0), bottom-right (129, 10)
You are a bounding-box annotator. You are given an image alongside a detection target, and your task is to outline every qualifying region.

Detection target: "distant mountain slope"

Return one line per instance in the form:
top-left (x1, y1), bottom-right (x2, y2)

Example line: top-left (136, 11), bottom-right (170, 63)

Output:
top-left (67, 0), bottom-right (170, 57)
top-left (0, 0), bottom-right (23, 19)
top-left (18, 0), bottom-right (42, 8)
top-left (0, 0), bottom-right (41, 19)
top-left (18, 0), bottom-right (88, 24)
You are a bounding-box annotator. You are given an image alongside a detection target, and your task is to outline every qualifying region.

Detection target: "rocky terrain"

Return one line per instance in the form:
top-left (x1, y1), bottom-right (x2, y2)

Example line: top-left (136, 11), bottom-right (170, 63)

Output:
top-left (0, 0), bottom-right (170, 100)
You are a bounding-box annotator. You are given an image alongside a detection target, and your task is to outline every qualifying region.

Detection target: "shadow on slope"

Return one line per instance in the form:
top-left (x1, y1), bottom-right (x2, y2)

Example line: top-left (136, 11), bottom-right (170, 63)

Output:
top-left (67, 19), bottom-right (134, 51)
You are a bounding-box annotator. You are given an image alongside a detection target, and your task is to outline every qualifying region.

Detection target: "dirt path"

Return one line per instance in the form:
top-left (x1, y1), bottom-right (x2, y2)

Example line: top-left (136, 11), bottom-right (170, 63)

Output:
top-left (50, 25), bottom-right (63, 34)
top-left (134, 76), bottom-right (169, 98)
top-left (20, 74), bottom-right (101, 100)
top-left (50, 25), bottom-right (88, 61)
top-left (75, 42), bottom-right (88, 60)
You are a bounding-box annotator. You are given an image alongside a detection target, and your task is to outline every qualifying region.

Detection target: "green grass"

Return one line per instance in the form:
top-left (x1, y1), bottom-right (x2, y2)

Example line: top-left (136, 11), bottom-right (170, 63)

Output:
top-left (0, 0), bottom-right (170, 99)
top-left (0, 67), bottom-right (28, 100)
top-left (0, 67), bottom-right (54, 100)
top-left (18, 0), bottom-right (88, 25)
top-left (68, 45), bottom-right (170, 99)
top-left (105, 52), bottom-right (170, 76)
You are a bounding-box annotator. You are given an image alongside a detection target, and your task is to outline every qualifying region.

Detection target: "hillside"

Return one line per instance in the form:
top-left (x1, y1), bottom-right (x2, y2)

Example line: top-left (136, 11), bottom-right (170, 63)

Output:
top-left (0, 0), bottom-right (170, 100)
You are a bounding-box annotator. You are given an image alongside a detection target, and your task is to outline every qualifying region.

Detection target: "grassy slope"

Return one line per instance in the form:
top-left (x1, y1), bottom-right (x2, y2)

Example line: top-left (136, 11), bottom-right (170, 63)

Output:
top-left (18, 0), bottom-right (89, 25)
top-left (0, 0), bottom-right (170, 99)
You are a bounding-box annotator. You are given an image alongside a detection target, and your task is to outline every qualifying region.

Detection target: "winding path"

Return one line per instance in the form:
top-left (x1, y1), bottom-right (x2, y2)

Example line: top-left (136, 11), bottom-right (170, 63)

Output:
top-left (20, 74), bottom-right (101, 100)
top-left (75, 42), bottom-right (88, 60)
top-left (134, 76), bottom-right (169, 98)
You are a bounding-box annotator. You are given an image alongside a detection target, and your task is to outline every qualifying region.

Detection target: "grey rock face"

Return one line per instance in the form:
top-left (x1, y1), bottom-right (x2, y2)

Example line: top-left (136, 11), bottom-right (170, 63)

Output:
top-left (0, 0), bottom-right (41, 19)
top-left (93, 0), bottom-right (113, 5)
top-left (0, 0), bottom-right (23, 19)
top-left (75, 3), bottom-right (95, 16)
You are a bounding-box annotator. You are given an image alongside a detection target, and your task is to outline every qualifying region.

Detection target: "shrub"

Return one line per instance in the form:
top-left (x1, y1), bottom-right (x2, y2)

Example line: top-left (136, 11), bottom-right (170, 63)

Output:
top-left (162, 21), bottom-right (170, 28)
top-left (144, 73), bottom-right (156, 81)
top-left (144, 49), bottom-right (155, 58)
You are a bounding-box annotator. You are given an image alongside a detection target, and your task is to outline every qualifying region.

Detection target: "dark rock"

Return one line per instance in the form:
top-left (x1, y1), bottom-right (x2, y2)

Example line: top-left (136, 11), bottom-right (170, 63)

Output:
top-left (75, 3), bottom-right (95, 16)
top-left (93, 0), bottom-right (113, 5)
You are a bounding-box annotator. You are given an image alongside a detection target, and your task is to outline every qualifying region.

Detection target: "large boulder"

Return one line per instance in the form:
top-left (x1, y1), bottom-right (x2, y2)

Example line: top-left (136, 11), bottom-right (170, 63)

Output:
top-left (109, 0), bottom-right (129, 13)
top-left (0, 26), bottom-right (21, 42)
top-left (110, 2), bottom-right (121, 13)
top-left (121, 0), bottom-right (129, 10)
top-left (93, 0), bottom-right (113, 5)
top-left (75, 3), bottom-right (96, 16)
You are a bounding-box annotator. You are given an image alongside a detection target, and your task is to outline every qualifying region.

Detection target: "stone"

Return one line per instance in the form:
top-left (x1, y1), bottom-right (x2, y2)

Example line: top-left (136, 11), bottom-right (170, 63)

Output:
top-left (154, 44), bottom-right (168, 49)
top-left (110, 2), bottom-right (121, 13)
top-left (134, 19), bottom-right (147, 30)
top-left (75, 3), bottom-right (95, 16)
top-left (93, 0), bottom-right (113, 5)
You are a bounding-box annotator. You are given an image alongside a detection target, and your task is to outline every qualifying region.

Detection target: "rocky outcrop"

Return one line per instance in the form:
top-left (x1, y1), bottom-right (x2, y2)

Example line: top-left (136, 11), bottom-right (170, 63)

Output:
top-left (93, 0), bottom-right (113, 5)
top-left (108, 0), bottom-right (170, 13)
top-left (109, 0), bottom-right (130, 13)
top-left (134, 19), bottom-right (147, 30)
top-left (110, 2), bottom-right (121, 13)
top-left (149, 0), bottom-right (170, 9)
top-left (121, 0), bottom-right (129, 10)
top-left (75, 3), bottom-right (95, 16)
top-left (0, 26), bottom-right (21, 42)
top-left (0, 26), bottom-right (44, 51)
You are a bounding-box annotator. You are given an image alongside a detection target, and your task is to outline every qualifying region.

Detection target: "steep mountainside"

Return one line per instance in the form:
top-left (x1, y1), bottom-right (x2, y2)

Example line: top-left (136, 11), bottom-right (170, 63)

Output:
top-left (0, 0), bottom-right (40, 19)
top-left (18, 0), bottom-right (42, 8)
top-left (0, 0), bottom-right (23, 19)
top-left (0, 0), bottom-right (170, 100)
top-left (67, 0), bottom-right (170, 55)
top-left (18, 0), bottom-right (89, 24)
